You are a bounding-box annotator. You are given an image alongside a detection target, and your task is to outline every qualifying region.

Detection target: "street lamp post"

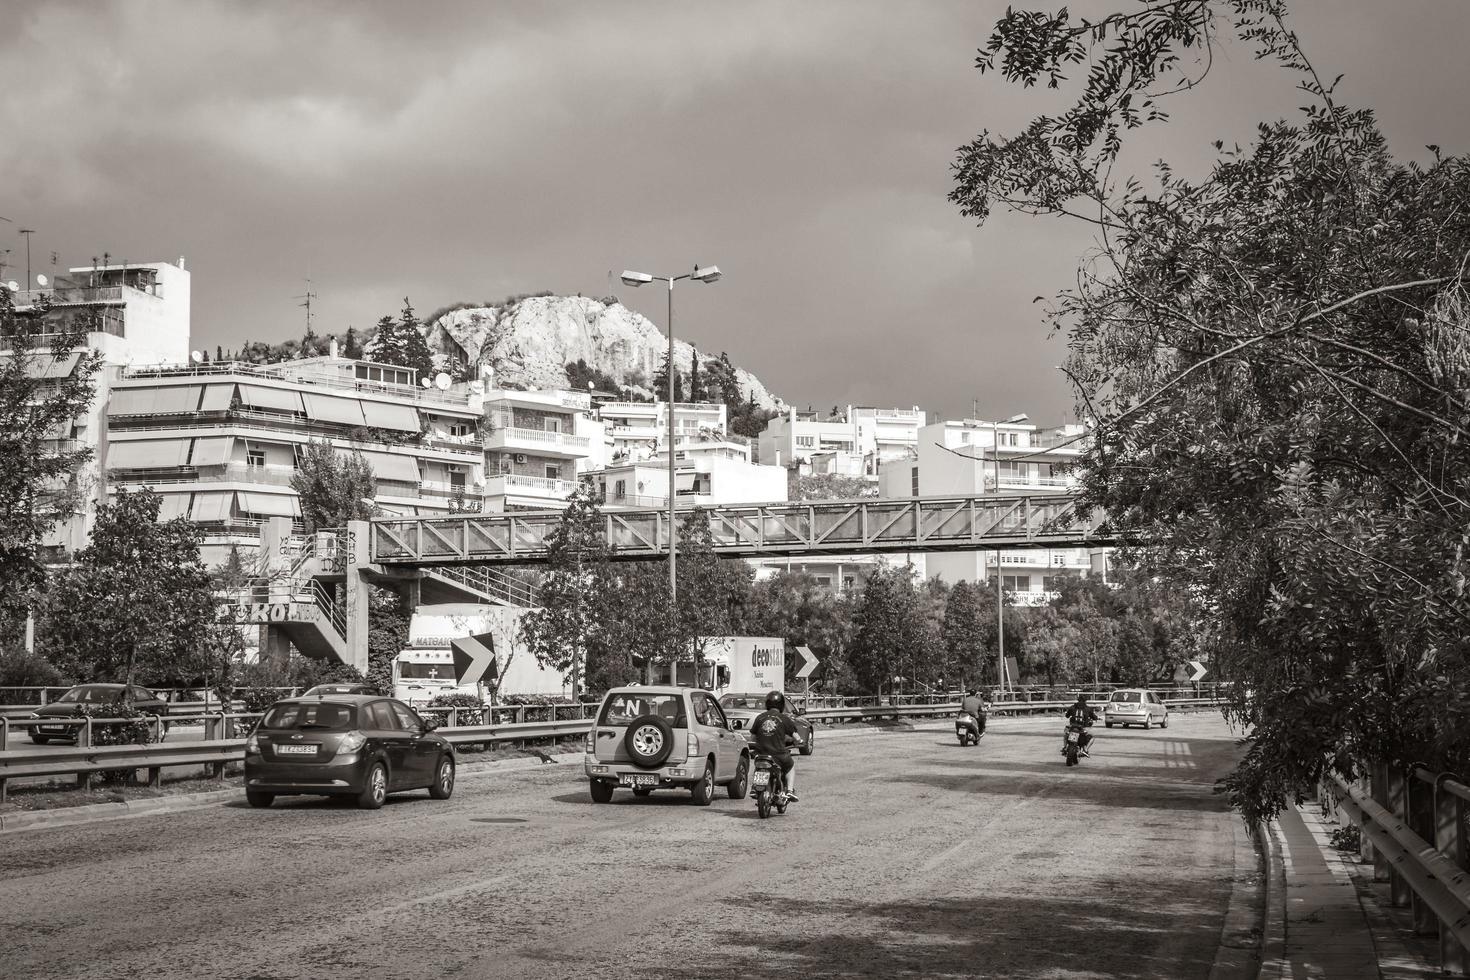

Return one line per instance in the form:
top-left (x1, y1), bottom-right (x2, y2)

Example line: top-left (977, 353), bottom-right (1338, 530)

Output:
top-left (619, 265), bottom-right (722, 680)
top-left (990, 412), bottom-right (1028, 694)
top-left (18, 228), bottom-right (35, 290)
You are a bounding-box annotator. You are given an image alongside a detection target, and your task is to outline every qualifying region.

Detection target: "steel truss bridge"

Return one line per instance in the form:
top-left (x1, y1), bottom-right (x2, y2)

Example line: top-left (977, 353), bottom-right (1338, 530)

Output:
top-left (369, 492), bottom-right (1112, 566)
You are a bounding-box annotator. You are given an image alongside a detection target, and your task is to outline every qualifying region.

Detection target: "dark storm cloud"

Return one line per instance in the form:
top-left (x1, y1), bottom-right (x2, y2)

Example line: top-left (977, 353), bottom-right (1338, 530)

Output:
top-left (3, 1), bottom-right (1468, 423)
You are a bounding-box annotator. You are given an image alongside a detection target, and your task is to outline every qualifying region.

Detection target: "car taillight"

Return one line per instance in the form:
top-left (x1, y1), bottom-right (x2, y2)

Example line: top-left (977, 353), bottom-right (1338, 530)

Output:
top-left (245, 734), bottom-right (261, 756)
top-left (584, 730), bottom-right (595, 753)
top-left (338, 731), bottom-right (367, 753)
top-left (687, 733), bottom-right (698, 758)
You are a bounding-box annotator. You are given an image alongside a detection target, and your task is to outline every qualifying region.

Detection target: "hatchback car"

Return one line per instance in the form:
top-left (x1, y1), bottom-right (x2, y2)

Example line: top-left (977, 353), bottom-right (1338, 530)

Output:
top-left (243, 694), bottom-right (455, 810)
top-left (584, 686), bottom-right (750, 805)
top-left (718, 691), bottom-right (815, 756)
top-left (1103, 689), bottom-right (1170, 729)
top-left (29, 684), bottom-right (171, 744)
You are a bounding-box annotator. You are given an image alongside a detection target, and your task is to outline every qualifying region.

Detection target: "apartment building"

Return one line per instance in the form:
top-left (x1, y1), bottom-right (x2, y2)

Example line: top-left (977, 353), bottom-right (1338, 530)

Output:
top-left (482, 387), bottom-right (605, 511)
top-left (598, 399), bottom-right (729, 462)
top-left (588, 435), bottom-right (786, 511)
top-left (878, 417), bottom-right (1102, 601)
top-left (756, 405), bottom-right (926, 475)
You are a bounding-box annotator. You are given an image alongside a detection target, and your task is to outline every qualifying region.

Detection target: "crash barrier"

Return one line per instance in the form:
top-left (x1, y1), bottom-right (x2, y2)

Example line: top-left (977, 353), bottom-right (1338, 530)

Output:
top-left (0, 712), bottom-right (260, 752)
top-left (0, 687), bottom-right (291, 720)
top-left (1319, 767), bottom-right (1470, 976)
top-left (0, 698), bottom-right (1225, 804)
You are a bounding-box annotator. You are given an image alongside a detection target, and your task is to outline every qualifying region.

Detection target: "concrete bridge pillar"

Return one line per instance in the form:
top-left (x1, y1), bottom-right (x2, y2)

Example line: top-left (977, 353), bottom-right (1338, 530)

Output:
top-left (343, 520), bottom-right (372, 675)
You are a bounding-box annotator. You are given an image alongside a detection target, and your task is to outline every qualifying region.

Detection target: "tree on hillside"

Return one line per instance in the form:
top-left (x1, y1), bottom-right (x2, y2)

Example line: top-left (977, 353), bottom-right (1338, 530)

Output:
top-left (687, 349), bottom-right (706, 402)
top-left (290, 441), bottom-right (378, 532)
top-left (363, 299), bottom-right (435, 381)
top-left (705, 352), bottom-right (743, 408)
top-left (954, 2), bottom-right (1470, 819)
top-left (519, 485), bottom-right (609, 699)
top-left (0, 288), bottom-right (102, 641)
top-left (38, 490), bottom-right (216, 687)
top-left (341, 325), bottom-right (363, 359)
top-left (565, 358), bottom-right (621, 396)
top-left (650, 350), bottom-right (682, 404)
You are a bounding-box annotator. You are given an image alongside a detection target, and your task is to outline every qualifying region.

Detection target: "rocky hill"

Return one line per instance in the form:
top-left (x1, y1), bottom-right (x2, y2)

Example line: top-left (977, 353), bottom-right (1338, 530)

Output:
top-left (423, 295), bottom-right (784, 409)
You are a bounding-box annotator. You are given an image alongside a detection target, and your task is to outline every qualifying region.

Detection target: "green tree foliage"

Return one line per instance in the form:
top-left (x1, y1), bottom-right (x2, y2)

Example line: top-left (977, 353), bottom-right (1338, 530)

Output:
top-left (687, 349), bottom-right (706, 401)
top-left (704, 352), bottom-right (743, 408)
top-left (954, 1), bottom-right (1470, 819)
top-left (744, 571), bottom-right (853, 688)
top-left (0, 288), bottom-right (102, 632)
top-left (675, 508), bottom-right (754, 668)
top-left (38, 490), bottom-right (216, 686)
top-left (290, 440), bottom-right (378, 532)
top-left (564, 358), bottom-right (621, 396)
top-left (941, 580), bottom-right (989, 686)
top-left (790, 473), bottom-right (879, 501)
top-left (366, 586), bottom-right (409, 696)
top-left (592, 560), bottom-right (675, 691)
top-left (650, 349), bottom-right (682, 403)
top-left (847, 565), bottom-right (928, 696)
top-left (519, 485), bottom-right (609, 699)
top-left (363, 299), bottom-right (436, 381)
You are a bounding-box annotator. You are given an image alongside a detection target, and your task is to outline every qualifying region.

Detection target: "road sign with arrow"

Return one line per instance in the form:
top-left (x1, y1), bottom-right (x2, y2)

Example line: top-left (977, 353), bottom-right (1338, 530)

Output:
top-left (451, 630), bottom-right (500, 685)
top-left (794, 645), bottom-right (820, 679)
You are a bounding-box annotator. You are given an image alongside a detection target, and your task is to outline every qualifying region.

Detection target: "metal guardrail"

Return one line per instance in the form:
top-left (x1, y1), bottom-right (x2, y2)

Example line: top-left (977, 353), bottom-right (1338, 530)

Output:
top-left (1322, 767), bottom-right (1470, 974)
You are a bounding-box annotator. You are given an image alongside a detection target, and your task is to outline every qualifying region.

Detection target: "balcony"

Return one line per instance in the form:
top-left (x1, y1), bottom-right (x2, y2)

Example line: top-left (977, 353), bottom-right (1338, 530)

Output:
top-left (484, 473), bottom-right (579, 501)
top-left (484, 426), bottom-right (590, 457)
top-left (419, 480), bottom-right (484, 499)
top-left (121, 362), bottom-right (472, 407)
top-left (486, 388), bottom-right (591, 412)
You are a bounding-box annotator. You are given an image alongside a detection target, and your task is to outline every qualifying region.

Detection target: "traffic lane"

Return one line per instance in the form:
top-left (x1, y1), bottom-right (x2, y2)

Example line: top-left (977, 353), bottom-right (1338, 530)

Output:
top-left (0, 713), bottom-right (1244, 980)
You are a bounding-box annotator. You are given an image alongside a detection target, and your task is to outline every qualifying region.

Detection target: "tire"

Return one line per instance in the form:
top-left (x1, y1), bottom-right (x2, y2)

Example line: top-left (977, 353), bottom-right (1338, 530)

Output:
top-left (589, 779), bottom-right (615, 804)
top-left (956, 731), bottom-right (967, 747)
top-left (1065, 744), bottom-right (1079, 767)
top-left (775, 791), bottom-right (788, 814)
top-left (428, 756), bottom-right (455, 800)
top-left (799, 729), bottom-right (814, 757)
top-left (756, 784), bottom-right (772, 819)
top-left (30, 735), bottom-right (49, 745)
top-left (1161, 713), bottom-right (1169, 729)
top-left (689, 760), bottom-right (715, 806)
top-left (357, 762), bottom-right (388, 810)
top-left (1143, 715), bottom-right (1153, 730)
top-left (727, 754), bottom-right (749, 799)
top-left (633, 787), bottom-right (653, 797)
top-left (246, 790), bottom-right (275, 808)
top-left (622, 714), bottom-right (675, 769)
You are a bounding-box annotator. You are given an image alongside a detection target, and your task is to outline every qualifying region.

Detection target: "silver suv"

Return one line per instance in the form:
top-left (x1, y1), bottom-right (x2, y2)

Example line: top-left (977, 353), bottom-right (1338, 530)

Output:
top-left (583, 686), bottom-right (750, 805)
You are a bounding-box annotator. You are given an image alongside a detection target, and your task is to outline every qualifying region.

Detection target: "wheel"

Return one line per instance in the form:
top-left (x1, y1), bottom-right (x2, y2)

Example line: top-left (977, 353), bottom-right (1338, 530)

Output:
top-left (727, 754), bottom-right (750, 799)
top-left (1161, 713), bottom-right (1169, 729)
top-left (246, 790), bottom-right (275, 808)
top-left (775, 791), bottom-right (788, 814)
top-left (756, 784), bottom-right (772, 819)
top-left (1143, 715), bottom-right (1153, 730)
top-left (622, 714), bottom-right (674, 769)
top-left (29, 735), bottom-right (49, 745)
top-left (957, 732), bottom-right (967, 746)
top-left (357, 762), bottom-right (388, 809)
top-left (689, 760), bottom-right (715, 806)
top-left (1065, 744), bottom-right (1079, 766)
top-left (633, 787), bottom-right (653, 797)
top-left (799, 729), bottom-right (814, 757)
top-left (589, 779), bottom-right (615, 804)
top-left (428, 756), bottom-right (455, 799)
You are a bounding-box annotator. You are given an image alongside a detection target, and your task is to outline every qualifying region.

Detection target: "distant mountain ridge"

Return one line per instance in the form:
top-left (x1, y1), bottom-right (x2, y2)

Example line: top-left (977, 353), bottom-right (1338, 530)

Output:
top-left (423, 294), bottom-right (785, 409)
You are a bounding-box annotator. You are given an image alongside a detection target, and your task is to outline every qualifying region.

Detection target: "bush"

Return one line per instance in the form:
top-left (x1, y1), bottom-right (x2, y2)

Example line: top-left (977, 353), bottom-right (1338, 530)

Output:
top-left (499, 693), bottom-right (574, 706)
top-left (1329, 825), bottom-right (1361, 852)
top-left (429, 692), bottom-right (485, 708)
top-left (78, 701), bottom-right (157, 784)
top-left (0, 648), bottom-right (65, 688)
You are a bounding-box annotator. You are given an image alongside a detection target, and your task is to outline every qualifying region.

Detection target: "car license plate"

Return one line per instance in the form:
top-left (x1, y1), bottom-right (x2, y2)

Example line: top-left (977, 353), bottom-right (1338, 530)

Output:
top-left (751, 770), bottom-right (771, 788)
top-left (41, 726), bottom-right (69, 734)
top-left (277, 744), bottom-right (318, 755)
top-left (619, 773), bottom-right (658, 787)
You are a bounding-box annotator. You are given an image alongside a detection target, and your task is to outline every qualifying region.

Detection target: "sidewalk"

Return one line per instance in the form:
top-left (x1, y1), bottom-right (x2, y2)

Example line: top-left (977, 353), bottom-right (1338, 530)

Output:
top-left (1260, 803), bottom-right (1439, 979)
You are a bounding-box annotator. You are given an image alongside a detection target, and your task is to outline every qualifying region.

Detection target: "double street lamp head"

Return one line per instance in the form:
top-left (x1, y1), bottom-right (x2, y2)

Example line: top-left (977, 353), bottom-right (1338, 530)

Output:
top-left (619, 265), bottom-right (723, 287)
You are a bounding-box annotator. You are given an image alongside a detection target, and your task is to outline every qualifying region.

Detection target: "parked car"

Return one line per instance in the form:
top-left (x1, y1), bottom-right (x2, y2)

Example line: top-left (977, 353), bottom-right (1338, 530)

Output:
top-left (584, 686), bottom-right (750, 805)
top-left (29, 684), bottom-right (171, 744)
top-left (243, 694), bottom-right (455, 810)
top-left (1103, 689), bottom-right (1170, 729)
top-left (302, 683), bottom-right (375, 697)
top-left (718, 691), bottom-right (815, 756)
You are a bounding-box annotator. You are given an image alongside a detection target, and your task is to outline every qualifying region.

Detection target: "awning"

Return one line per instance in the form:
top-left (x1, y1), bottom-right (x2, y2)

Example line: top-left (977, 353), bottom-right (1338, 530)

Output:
top-left (156, 494), bottom-right (191, 521)
top-left (360, 451), bottom-right (421, 484)
top-left (236, 492), bottom-right (301, 517)
top-left (107, 388), bottom-right (157, 415)
top-left (107, 439), bottom-right (191, 469)
top-left (20, 353), bottom-right (81, 379)
top-left (361, 400), bottom-right (421, 432)
top-left (150, 386), bottom-right (201, 413)
top-left (190, 492), bottom-right (234, 522)
top-left (302, 393), bottom-right (366, 427)
top-left (189, 436), bottom-right (235, 467)
top-left (199, 384), bottom-right (234, 412)
top-left (239, 385), bottom-right (304, 413)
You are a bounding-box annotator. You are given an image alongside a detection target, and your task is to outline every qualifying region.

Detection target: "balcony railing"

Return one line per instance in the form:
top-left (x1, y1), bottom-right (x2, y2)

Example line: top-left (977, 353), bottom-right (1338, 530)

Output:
top-left (487, 426), bottom-right (590, 450)
top-left (121, 361), bottom-right (472, 407)
top-left (485, 474), bottom-right (579, 497)
top-left (107, 414), bottom-right (483, 457)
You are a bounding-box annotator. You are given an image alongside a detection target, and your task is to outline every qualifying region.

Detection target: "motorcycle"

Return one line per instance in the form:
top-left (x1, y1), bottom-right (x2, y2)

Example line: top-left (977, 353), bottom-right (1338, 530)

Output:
top-left (955, 711), bottom-right (983, 747)
top-left (750, 753), bottom-right (790, 819)
top-left (1062, 722), bottom-right (1089, 766)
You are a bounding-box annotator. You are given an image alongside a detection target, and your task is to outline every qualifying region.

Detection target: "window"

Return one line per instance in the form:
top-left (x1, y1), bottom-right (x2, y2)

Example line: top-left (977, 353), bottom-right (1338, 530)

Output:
top-left (705, 696), bottom-right (729, 730)
top-left (366, 701), bottom-right (396, 730)
top-left (544, 417), bottom-right (562, 434)
top-left (1002, 574), bottom-right (1031, 591)
top-left (692, 694), bottom-right (711, 726)
top-left (449, 470), bottom-right (466, 491)
top-left (246, 449), bottom-right (266, 468)
top-left (614, 479), bottom-right (626, 498)
top-left (911, 468), bottom-right (920, 497)
top-left (796, 436), bottom-right (815, 448)
top-left (389, 702), bottom-right (422, 731)
top-left (449, 422), bottom-right (472, 438)
top-left (546, 464), bottom-right (561, 481)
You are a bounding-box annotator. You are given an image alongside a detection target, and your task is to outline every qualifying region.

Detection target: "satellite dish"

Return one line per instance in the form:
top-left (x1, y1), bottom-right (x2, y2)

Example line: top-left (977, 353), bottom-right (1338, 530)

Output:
top-left (34, 273), bottom-right (48, 287)
top-left (5, 281), bottom-right (17, 291)
top-left (190, 350), bottom-right (203, 364)
top-left (434, 372), bottom-right (451, 390)
top-left (421, 376), bottom-right (433, 388)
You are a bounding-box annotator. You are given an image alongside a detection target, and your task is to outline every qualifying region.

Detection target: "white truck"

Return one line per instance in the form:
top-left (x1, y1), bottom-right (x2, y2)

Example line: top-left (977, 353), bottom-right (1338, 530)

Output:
top-left (659, 636), bottom-right (786, 695)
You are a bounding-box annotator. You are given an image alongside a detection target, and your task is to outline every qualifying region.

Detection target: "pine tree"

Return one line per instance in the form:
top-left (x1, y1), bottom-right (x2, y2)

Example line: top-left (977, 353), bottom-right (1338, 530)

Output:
top-left (396, 297), bottom-right (436, 381)
top-left (342, 326), bottom-right (362, 359)
top-left (215, 345), bottom-right (224, 362)
top-left (651, 350), bottom-right (682, 403)
top-left (687, 349), bottom-right (705, 402)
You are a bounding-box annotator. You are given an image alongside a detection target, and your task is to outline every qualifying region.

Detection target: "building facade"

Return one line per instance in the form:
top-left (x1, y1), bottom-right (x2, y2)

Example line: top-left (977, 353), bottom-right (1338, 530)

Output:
top-left (756, 405), bottom-right (926, 475)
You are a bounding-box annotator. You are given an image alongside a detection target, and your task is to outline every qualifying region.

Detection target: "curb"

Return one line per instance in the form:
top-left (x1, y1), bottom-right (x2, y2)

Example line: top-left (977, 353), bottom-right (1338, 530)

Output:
top-left (1208, 815), bottom-right (1267, 980)
top-left (1255, 818), bottom-right (1288, 979)
top-left (0, 787), bottom-right (239, 835)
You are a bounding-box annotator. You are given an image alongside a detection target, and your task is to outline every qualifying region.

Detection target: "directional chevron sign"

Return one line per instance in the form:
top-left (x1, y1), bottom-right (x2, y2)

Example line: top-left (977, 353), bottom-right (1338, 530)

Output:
top-left (451, 631), bottom-right (500, 684)
top-left (794, 645), bottom-right (820, 679)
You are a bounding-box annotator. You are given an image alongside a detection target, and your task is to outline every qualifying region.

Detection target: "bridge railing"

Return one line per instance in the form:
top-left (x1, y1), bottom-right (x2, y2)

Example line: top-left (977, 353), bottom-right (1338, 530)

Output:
top-left (1319, 765), bottom-right (1470, 974)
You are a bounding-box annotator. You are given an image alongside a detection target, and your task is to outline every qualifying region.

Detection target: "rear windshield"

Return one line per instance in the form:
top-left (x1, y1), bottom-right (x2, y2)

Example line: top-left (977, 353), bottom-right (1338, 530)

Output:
top-left (1110, 691), bottom-right (1142, 703)
top-left (262, 702), bottom-right (357, 731)
top-left (56, 687), bottom-right (120, 704)
top-left (599, 693), bottom-right (688, 728)
top-left (719, 694), bottom-right (768, 710)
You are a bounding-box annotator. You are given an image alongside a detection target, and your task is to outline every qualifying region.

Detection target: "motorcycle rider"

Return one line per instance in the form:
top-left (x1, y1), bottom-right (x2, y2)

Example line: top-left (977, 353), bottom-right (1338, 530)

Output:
top-left (959, 688), bottom-right (987, 737)
top-left (750, 690), bottom-right (801, 802)
top-left (1065, 695), bottom-right (1098, 757)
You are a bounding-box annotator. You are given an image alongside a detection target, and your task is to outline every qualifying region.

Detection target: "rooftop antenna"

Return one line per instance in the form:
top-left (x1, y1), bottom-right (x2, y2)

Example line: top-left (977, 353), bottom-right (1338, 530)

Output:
top-left (18, 228), bottom-right (35, 290)
top-left (294, 278), bottom-right (317, 334)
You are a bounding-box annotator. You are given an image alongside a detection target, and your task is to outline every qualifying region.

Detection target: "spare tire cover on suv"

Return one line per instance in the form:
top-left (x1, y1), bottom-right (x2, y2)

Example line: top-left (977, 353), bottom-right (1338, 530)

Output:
top-left (623, 714), bottom-right (675, 769)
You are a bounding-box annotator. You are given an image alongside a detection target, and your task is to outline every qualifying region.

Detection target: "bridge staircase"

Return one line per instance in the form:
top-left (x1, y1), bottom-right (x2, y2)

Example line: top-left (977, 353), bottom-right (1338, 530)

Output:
top-left (219, 576), bottom-right (348, 664)
top-left (422, 565), bottom-right (539, 607)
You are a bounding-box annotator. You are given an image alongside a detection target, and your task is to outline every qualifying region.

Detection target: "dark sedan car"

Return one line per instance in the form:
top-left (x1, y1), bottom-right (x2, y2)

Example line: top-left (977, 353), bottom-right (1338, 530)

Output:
top-left (718, 691), bottom-right (816, 756)
top-left (243, 694), bottom-right (456, 810)
top-left (29, 684), bottom-right (171, 744)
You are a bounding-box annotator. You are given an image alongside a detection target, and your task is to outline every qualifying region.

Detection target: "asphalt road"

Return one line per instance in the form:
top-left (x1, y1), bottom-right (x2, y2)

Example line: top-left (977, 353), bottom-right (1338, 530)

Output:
top-left (0, 713), bottom-right (1246, 980)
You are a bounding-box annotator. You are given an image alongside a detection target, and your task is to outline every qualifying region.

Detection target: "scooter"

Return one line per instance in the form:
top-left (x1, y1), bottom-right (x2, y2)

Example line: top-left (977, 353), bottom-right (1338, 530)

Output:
top-left (750, 753), bottom-right (790, 819)
top-left (1062, 722), bottom-right (1089, 766)
top-left (955, 711), bottom-right (984, 746)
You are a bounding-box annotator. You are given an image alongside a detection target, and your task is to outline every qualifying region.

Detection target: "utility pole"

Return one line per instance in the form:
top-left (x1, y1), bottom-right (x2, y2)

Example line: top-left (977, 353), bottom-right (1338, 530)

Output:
top-left (19, 228), bottom-right (35, 288)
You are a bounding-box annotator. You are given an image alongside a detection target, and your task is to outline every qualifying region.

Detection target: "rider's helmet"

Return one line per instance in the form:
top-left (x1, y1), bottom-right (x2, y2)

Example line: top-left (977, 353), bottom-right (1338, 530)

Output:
top-left (765, 691), bottom-right (786, 712)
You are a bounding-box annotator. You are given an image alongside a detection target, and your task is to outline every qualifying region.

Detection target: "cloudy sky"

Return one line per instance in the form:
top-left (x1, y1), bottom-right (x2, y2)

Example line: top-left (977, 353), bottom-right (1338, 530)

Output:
top-left (3, 1), bottom-right (1467, 424)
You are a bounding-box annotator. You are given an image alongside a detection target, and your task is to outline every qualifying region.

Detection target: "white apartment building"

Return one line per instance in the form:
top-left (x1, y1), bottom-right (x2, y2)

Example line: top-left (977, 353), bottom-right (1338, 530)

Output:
top-left (587, 437), bottom-right (786, 511)
top-left (756, 405), bottom-right (926, 475)
top-left (878, 417), bottom-right (1101, 601)
top-left (482, 387), bottom-right (605, 511)
top-left (598, 400), bottom-right (729, 463)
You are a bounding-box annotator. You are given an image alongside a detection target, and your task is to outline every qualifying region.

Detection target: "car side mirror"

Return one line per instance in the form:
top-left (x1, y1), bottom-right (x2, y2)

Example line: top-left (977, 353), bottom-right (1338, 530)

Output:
top-left (422, 717), bottom-right (441, 733)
